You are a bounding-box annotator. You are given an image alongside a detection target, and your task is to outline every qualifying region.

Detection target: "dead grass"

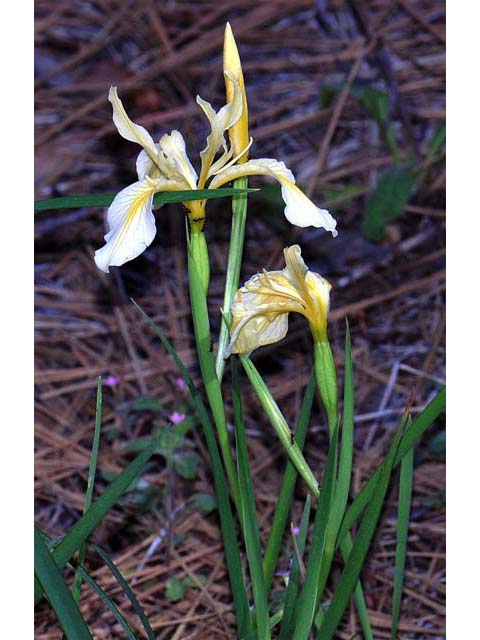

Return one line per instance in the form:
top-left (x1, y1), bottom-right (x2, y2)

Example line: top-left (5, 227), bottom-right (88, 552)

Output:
top-left (35, 1), bottom-right (445, 638)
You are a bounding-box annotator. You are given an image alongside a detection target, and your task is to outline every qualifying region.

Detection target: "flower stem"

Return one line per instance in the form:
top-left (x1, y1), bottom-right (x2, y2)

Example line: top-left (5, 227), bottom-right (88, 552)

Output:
top-left (187, 229), bottom-right (241, 512)
top-left (215, 176), bottom-right (248, 381)
top-left (313, 339), bottom-right (338, 438)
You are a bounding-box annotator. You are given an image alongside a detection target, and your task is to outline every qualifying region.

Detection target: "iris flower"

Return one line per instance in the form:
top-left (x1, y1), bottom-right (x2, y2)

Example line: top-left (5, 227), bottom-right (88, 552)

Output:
top-left (94, 26), bottom-right (337, 273)
top-left (226, 245), bottom-right (332, 355)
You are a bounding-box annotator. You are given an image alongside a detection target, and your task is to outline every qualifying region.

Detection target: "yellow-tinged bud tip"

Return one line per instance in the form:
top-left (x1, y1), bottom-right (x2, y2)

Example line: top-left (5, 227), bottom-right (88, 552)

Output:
top-left (223, 23), bottom-right (249, 162)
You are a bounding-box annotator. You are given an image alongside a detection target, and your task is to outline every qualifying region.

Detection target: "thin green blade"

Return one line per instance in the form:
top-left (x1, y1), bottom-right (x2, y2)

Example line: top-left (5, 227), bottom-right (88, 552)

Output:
top-left (240, 355), bottom-right (319, 497)
top-left (34, 187), bottom-right (256, 212)
top-left (293, 426), bottom-right (339, 639)
top-left (71, 562), bottom-right (137, 640)
top-left (263, 373), bottom-right (315, 592)
top-left (34, 526), bottom-right (94, 640)
top-left (316, 414), bottom-right (407, 640)
top-left (232, 358), bottom-right (270, 639)
top-left (91, 543), bottom-right (155, 640)
top-left (72, 377), bottom-right (103, 604)
top-left (390, 444), bottom-right (414, 639)
top-left (34, 436), bottom-right (161, 605)
top-left (278, 495), bottom-right (311, 640)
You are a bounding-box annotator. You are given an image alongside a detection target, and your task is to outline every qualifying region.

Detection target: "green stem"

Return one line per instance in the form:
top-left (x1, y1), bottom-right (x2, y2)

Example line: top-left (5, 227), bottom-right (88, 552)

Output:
top-left (215, 176), bottom-right (248, 381)
top-left (187, 230), bottom-right (241, 512)
top-left (313, 339), bottom-right (338, 438)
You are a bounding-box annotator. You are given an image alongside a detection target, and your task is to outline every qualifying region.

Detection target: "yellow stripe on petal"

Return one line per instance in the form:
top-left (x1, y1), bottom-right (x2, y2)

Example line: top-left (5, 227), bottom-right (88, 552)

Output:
top-left (94, 180), bottom-right (158, 272)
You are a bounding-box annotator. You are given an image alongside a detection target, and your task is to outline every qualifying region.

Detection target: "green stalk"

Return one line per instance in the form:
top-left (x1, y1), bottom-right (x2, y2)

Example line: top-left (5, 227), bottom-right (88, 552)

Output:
top-left (313, 340), bottom-right (338, 439)
top-left (216, 176), bottom-right (248, 381)
top-left (187, 229), bottom-right (241, 511)
top-left (240, 355), bottom-right (319, 497)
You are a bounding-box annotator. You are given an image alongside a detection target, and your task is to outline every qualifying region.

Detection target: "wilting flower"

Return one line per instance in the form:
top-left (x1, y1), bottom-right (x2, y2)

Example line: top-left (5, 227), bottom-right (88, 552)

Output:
top-left (94, 26), bottom-right (337, 273)
top-left (226, 245), bottom-right (331, 355)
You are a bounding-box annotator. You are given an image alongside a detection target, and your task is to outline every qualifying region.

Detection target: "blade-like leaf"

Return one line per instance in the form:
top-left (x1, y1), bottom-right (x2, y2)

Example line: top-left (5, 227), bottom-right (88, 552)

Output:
top-left (71, 562), bottom-right (137, 640)
top-left (131, 300), bottom-right (252, 639)
top-left (390, 444), bottom-right (414, 639)
top-left (240, 355), bottom-right (319, 497)
top-left (263, 373), bottom-right (315, 592)
top-left (232, 358), bottom-right (270, 639)
top-left (91, 543), bottom-right (155, 640)
top-left (34, 188), bottom-right (256, 212)
top-left (34, 526), bottom-right (94, 640)
top-left (72, 377), bottom-right (103, 604)
top-left (293, 426), bottom-right (339, 640)
top-left (278, 496), bottom-right (311, 640)
top-left (34, 437), bottom-right (161, 605)
top-left (336, 387), bottom-right (445, 548)
top-left (316, 414), bottom-right (406, 640)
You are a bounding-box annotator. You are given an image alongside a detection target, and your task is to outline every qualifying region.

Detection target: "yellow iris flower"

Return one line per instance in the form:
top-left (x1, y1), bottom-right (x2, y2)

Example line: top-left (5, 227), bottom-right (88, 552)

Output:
top-left (226, 245), bottom-right (332, 355)
top-left (95, 25), bottom-right (337, 273)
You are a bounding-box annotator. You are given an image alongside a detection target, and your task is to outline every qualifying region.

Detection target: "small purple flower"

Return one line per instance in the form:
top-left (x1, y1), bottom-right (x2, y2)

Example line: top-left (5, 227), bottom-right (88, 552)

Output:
top-left (292, 525), bottom-right (300, 536)
top-left (170, 411), bottom-right (186, 424)
top-left (175, 377), bottom-right (187, 392)
top-left (104, 375), bottom-right (119, 387)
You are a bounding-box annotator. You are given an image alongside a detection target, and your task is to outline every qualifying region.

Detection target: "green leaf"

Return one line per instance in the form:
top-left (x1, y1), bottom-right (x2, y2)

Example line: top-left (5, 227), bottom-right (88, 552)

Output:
top-left (34, 188), bottom-right (257, 212)
top-left (263, 373), bottom-right (315, 593)
top-left (350, 85), bottom-right (390, 126)
top-left (131, 300), bottom-right (253, 639)
top-left (278, 495), bottom-right (311, 640)
top-left (91, 542), bottom-right (155, 640)
top-left (72, 377), bottom-right (103, 604)
top-left (174, 451), bottom-right (199, 480)
top-left (390, 445), bottom-right (414, 639)
top-left (336, 387), bottom-right (445, 548)
top-left (317, 412), bottom-right (406, 640)
top-left (165, 577), bottom-right (186, 602)
top-left (293, 427), bottom-right (339, 640)
top-left (191, 492), bottom-right (217, 514)
top-left (232, 358), bottom-right (270, 639)
top-left (240, 355), bottom-right (320, 497)
top-left (34, 526), bottom-right (94, 640)
top-left (34, 437), bottom-right (160, 605)
top-left (362, 166), bottom-right (415, 241)
top-left (70, 561), bottom-right (137, 640)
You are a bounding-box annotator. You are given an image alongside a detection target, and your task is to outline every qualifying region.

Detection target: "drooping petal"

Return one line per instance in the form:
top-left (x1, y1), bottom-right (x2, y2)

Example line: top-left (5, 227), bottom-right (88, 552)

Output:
top-left (227, 305), bottom-right (290, 356)
top-left (159, 130), bottom-right (198, 189)
top-left (109, 87), bottom-right (157, 159)
top-left (196, 74), bottom-right (243, 187)
top-left (94, 179), bottom-right (158, 273)
top-left (279, 179), bottom-right (337, 235)
top-left (210, 158), bottom-right (337, 235)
